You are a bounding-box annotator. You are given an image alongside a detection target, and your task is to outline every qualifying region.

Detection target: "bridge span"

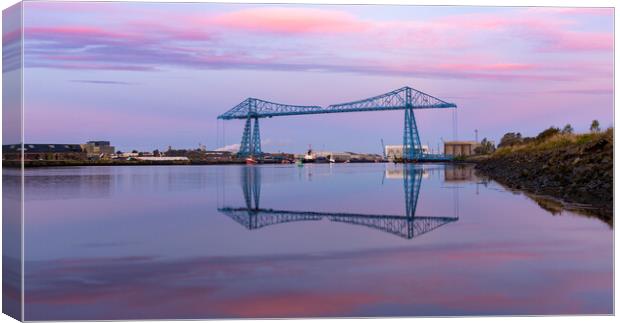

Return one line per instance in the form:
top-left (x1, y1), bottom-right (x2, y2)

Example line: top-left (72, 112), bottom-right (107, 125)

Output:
top-left (217, 165), bottom-right (459, 240)
top-left (217, 86), bottom-right (457, 162)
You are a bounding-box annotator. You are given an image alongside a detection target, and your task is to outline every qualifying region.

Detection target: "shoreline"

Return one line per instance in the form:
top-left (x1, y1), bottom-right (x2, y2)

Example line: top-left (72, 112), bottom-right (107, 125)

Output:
top-left (2, 159), bottom-right (469, 168)
top-left (2, 159), bottom-right (394, 168)
top-left (470, 131), bottom-right (613, 223)
top-left (475, 167), bottom-right (613, 224)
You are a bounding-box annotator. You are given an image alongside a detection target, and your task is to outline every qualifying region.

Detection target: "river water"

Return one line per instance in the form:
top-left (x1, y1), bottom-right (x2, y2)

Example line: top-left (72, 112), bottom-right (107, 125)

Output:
top-left (21, 163), bottom-right (612, 320)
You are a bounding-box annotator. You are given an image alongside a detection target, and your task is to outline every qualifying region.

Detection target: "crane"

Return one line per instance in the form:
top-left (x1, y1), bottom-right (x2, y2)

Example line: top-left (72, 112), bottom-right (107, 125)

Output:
top-left (380, 138), bottom-right (386, 159)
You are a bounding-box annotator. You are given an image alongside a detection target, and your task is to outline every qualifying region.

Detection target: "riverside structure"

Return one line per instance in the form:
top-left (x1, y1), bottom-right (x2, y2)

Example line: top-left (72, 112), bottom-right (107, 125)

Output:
top-left (217, 86), bottom-right (457, 162)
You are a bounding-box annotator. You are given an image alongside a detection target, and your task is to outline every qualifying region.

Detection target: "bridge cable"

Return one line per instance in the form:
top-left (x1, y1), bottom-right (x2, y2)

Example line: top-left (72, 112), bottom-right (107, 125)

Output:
top-left (451, 109), bottom-right (454, 140)
top-left (216, 160), bottom-right (220, 208)
top-left (451, 108), bottom-right (458, 141)
top-left (216, 119), bottom-right (220, 150)
top-left (455, 109), bottom-right (458, 141)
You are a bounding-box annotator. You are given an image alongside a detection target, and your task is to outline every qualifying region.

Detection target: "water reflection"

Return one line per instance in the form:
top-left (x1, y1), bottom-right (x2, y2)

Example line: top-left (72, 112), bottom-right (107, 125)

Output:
top-left (218, 165), bottom-right (458, 240)
top-left (21, 164), bottom-right (612, 319)
top-left (24, 173), bottom-right (113, 200)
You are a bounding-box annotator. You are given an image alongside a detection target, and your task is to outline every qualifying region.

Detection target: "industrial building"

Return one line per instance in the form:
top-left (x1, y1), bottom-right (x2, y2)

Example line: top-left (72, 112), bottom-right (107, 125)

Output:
top-left (384, 145), bottom-right (430, 161)
top-left (81, 141), bottom-right (115, 157)
top-left (135, 156), bottom-right (189, 161)
top-left (310, 151), bottom-right (383, 163)
top-left (3, 140), bottom-right (116, 161)
top-left (2, 144), bottom-right (87, 161)
top-left (164, 149), bottom-right (234, 162)
top-left (444, 141), bottom-right (480, 157)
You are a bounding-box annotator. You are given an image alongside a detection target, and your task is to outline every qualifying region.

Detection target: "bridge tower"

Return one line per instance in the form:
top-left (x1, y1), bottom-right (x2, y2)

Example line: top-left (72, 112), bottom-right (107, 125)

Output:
top-left (404, 165), bottom-right (423, 238)
top-left (241, 166), bottom-right (261, 228)
top-left (238, 99), bottom-right (263, 157)
top-left (242, 166), bottom-right (261, 211)
top-left (403, 87), bottom-right (424, 161)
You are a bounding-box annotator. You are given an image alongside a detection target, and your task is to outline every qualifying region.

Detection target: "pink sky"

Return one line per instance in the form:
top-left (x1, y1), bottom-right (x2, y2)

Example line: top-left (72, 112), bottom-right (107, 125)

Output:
top-left (5, 2), bottom-right (614, 152)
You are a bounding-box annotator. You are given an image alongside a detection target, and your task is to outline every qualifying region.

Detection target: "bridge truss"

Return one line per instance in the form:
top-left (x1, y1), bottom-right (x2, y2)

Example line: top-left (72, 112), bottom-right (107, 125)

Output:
top-left (217, 86), bottom-right (457, 161)
top-left (217, 166), bottom-right (458, 240)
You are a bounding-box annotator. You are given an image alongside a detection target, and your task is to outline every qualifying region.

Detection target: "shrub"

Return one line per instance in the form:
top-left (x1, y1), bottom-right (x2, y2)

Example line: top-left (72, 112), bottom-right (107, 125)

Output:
top-left (536, 126), bottom-right (560, 142)
top-left (590, 120), bottom-right (600, 133)
top-left (498, 132), bottom-right (523, 148)
top-left (474, 137), bottom-right (496, 155)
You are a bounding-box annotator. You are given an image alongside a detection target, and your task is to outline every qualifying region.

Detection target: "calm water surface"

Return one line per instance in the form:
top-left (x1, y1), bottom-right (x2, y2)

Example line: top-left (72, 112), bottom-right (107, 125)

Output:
top-left (22, 163), bottom-right (612, 319)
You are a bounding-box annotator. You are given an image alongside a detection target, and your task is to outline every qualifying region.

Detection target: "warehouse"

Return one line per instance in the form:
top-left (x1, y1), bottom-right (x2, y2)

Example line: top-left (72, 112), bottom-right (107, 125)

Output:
top-left (2, 144), bottom-right (87, 161)
top-left (444, 141), bottom-right (480, 157)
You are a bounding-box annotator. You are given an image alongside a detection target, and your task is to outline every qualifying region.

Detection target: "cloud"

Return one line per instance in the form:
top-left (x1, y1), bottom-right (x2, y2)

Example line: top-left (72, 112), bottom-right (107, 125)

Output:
top-left (21, 5), bottom-right (613, 82)
top-left (215, 143), bottom-right (240, 152)
top-left (69, 80), bottom-right (136, 85)
top-left (209, 7), bottom-right (368, 34)
top-left (215, 139), bottom-right (290, 152)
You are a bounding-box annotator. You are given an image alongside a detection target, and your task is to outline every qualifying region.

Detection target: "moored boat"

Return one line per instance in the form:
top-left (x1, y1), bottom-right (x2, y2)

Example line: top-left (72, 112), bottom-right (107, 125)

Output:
top-left (315, 156), bottom-right (328, 163)
top-left (303, 145), bottom-right (316, 163)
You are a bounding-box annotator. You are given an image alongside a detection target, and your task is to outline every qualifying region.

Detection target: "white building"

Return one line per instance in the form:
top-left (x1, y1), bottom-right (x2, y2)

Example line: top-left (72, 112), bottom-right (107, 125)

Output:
top-left (384, 145), bottom-right (430, 160)
top-left (135, 156), bottom-right (189, 161)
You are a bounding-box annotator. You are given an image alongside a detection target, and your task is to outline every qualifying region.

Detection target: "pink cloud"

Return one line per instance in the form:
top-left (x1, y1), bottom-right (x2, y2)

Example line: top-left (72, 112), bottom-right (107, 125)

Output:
top-left (436, 63), bottom-right (536, 73)
top-left (24, 26), bottom-right (150, 49)
top-left (429, 10), bottom-right (612, 53)
top-left (524, 7), bottom-right (613, 17)
top-left (537, 30), bottom-right (613, 52)
top-left (20, 5), bottom-right (613, 84)
top-left (2, 29), bottom-right (21, 46)
top-left (209, 8), bottom-right (369, 34)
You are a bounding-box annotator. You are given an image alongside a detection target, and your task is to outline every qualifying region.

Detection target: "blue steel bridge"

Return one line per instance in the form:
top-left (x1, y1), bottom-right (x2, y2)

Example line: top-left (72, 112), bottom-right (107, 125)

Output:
top-left (217, 86), bottom-right (457, 162)
top-left (218, 165), bottom-right (458, 240)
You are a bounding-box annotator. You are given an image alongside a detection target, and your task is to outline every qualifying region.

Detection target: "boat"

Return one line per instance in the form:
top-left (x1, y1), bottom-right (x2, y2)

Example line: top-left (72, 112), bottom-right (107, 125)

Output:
top-left (245, 156), bottom-right (258, 165)
top-left (315, 156), bottom-right (328, 164)
top-left (302, 145), bottom-right (316, 163)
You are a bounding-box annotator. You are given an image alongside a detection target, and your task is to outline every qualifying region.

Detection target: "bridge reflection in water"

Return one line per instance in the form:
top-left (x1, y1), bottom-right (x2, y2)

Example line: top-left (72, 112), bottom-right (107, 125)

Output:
top-left (218, 165), bottom-right (458, 240)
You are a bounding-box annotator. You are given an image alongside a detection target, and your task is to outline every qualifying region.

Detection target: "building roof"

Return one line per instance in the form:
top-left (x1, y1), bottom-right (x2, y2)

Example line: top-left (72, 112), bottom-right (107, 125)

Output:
top-left (3, 144), bottom-right (83, 153)
top-left (86, 141), bottom-right (111, 146)
top-left (444, 141), bottom-right (478, 145)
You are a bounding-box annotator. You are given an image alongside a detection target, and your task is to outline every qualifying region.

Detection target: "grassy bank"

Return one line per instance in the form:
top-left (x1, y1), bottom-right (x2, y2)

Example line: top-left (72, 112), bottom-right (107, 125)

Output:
top-left (473, 128), bottom-right (613, 220)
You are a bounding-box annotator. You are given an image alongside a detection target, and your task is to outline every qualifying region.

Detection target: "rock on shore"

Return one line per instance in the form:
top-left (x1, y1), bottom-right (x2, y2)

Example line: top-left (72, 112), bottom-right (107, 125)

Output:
top-left (474, 132), bottom-right (613, 217)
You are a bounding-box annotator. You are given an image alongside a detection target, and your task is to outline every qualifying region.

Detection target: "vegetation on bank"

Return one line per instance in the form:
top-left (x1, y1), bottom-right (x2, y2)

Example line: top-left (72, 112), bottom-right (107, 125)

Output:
top-left (473, 120), bottom-right (613, 221)
top-left (493, 127), bottom-right (612, 157)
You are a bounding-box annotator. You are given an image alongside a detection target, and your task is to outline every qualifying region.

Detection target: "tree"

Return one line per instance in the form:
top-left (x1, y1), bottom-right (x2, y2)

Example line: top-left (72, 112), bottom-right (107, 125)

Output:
top-left (536, 126), bottom-right (560, 141)
top-left (131, 150), bottom-right (138, 154)
top-left (522, 136), bottom-right (535, 144)
top-left (498, 132), bottom-right (523, 148)
top-left (474, 138), bottom-right (496, 155)
top-left (561, 124), bottom-right (573, 134)
top-left (590, 120), bottom-right (600, 133)
top-left (153, 149), bottom-right (160, 157)
top-left (116, 150), bottom-right (123, 155)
